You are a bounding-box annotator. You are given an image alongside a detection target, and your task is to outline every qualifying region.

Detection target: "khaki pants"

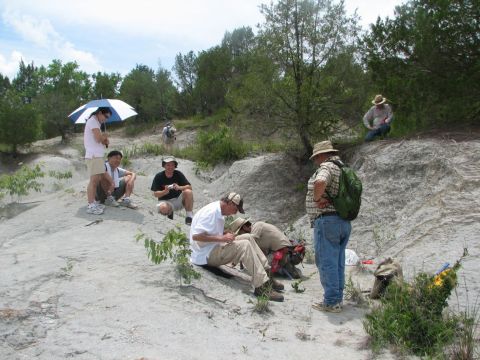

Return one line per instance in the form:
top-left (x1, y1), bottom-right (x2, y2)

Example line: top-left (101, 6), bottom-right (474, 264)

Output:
top-left (207, 235), bottom-right (269, 288)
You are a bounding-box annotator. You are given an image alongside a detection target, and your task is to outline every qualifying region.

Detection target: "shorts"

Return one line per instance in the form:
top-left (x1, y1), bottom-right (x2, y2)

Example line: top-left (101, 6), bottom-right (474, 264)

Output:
top-left (96, 179), bottom-right (126, 203)
top-left (158, 193), bottom-right (184, 212)
top-left (86, 157), bottom-right (105, 176)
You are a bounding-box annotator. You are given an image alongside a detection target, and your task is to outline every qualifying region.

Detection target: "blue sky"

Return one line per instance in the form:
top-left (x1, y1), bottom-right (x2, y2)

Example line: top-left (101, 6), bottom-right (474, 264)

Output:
top-left (0, 0), bottom-right (404, 80)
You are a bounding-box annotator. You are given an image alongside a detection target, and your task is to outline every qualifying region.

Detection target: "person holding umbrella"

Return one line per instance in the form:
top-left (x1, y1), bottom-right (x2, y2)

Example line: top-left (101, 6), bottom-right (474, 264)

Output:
top-left (84, 107), bottom-right (112, 215)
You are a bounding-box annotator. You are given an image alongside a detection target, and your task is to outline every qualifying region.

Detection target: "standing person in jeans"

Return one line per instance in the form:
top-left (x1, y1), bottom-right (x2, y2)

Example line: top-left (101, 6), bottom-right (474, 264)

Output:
top-left (151, 156), bottom-right (194, 225)
top-left (363, 94), bottom-right (394, 142)
top-left (84, 107), bottom-right (112, 215)
top-left (306, 140), bottom-right (352, 313)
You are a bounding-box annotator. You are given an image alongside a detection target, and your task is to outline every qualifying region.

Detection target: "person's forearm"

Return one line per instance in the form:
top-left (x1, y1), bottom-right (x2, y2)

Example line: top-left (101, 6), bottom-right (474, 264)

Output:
top-left (192, 233), bottom-right (223, 242)
top-left (153, 189), bottom-right (168, 198)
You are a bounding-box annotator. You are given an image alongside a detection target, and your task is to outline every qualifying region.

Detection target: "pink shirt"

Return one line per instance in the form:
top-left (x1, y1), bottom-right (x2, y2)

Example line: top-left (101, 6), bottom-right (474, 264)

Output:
top-left (83, 116), bottom-right (105, 159)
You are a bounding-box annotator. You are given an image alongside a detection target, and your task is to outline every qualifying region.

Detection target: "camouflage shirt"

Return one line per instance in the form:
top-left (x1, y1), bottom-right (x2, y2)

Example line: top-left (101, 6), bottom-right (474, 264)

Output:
top-left (305, 155), bottom-right (341, 224)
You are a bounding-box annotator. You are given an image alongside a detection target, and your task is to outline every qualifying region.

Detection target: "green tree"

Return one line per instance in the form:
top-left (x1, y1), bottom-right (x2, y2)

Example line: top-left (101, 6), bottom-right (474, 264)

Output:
top-left (195, 46), bottom-right (232, 115)
top-left (251, 0), bottom-right (360, 156)
top-left (92, 71), bottom-right (122, 99)
top-left (155, 67), bottom-right (177, 120)
top-left (0, 90), bottom-right (40, 155)
top-left (0, 73), bottom-right (11, 98)
top-left (173, 51), bottom-right (198, 116)
top-left (119, 64), bottom-right (156, 122)
top-left (363, 0), bottom-right (480, 129)
top-left (36, 60), bottom-right (92, 141)
top-left (11, 60), bottom-right (39, 104)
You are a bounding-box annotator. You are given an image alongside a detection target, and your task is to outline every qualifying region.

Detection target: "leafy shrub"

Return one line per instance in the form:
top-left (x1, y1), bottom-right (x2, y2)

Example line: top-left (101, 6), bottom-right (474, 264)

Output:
top-left (0, 164), bottom-right (45, 201)
top-left (136, 228), bottom-right (200, 284)
top-left (363, 259), bottom-right (465, 356)
top-left (196, 125), bottom-right (248, 166)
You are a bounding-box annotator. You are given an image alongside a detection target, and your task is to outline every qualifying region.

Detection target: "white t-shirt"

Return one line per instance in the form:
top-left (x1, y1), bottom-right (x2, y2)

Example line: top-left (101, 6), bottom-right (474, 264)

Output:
top-left (84, 115), bottom-right (105, 159)
top-left (189, 201), bottom-right (224, 265)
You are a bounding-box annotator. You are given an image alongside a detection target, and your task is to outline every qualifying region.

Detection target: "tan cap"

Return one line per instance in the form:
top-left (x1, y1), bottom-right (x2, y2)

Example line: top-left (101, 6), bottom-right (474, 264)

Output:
top-left (229, 217), bottom-right (251, 234)
top-left (372, 94), bottom-right (386, 105)
top-left (226, 192), bottom-right (245, 214)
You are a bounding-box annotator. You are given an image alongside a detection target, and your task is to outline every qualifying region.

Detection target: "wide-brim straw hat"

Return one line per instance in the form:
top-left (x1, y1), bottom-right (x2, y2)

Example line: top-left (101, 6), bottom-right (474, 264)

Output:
top-left (309, 140), bottom-right (338, 160)
top-left (229, 217), bottom-right (251, 234)
top-left (372, 94), bottom-right (386, 105)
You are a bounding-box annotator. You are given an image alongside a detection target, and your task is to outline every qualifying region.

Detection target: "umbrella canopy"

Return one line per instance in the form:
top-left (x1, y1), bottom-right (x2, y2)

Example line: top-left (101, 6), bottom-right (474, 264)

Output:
top-left (68, 99), bottom-right (137, 124)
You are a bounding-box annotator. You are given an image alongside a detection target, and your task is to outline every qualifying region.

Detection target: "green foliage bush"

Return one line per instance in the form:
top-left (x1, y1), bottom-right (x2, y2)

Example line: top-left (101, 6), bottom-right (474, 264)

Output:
top-left (0, 164), bottom-right (45, 200)
top-left (136, 228), bottom-right (200, 284)
top-left (363, 261), bottom-right (463, 356)
top-left (196, 125), bottom-right (248, 166)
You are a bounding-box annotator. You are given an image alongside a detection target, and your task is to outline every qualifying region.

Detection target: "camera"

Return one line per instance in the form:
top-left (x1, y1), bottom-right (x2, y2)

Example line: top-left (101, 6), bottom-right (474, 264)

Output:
top-left (167, 184), bottom-right (174, 189)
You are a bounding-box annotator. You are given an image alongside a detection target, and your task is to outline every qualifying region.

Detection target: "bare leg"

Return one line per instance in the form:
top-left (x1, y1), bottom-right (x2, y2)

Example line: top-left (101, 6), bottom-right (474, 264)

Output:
top-left (182, 189), bottom-right (194, 212)
top-left (123, 174), bottom-right (136, 197)
top-left (87, 174), bottom-right (102, 203)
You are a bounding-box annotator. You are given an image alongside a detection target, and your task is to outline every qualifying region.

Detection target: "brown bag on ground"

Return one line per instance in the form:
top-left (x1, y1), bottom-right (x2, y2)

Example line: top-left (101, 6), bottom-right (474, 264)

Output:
top-left (370, 257), bottom-right (403, 299)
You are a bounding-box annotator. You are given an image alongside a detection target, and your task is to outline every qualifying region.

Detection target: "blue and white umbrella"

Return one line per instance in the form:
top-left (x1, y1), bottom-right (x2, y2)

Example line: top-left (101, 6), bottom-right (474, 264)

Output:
top-left (68, 99), bottom-right (137, 124)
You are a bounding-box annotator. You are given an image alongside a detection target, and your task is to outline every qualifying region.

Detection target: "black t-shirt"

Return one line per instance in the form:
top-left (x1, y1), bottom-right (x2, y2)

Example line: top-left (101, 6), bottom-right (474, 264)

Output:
top-left (151, 170), bottom-right (191, 200)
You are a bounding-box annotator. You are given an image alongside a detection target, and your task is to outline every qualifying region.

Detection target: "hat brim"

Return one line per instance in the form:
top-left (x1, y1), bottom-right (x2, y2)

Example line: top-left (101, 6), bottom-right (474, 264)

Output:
top-left (162, 161), bottom-right (178, 168)
top-left (372, 99), bottom-right (386, 105)
top-left (234, 218), bottom-right (251, 234)
top-left (309, 148), bottom-right (339, 160)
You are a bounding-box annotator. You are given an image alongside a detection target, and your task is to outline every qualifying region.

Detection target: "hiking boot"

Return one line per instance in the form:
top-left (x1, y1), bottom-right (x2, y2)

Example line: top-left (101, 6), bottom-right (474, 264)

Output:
top-left (86, 204), bottom-right (104, 215)
top-left (284, 262), bottom-right (302, 279)
top-left (267, 277), bottom-right (285, 291)
top-left (254, 283), bottom-right (284, 302)
top-left (312, 302), bottom-right (342, 313)
top-left (167, 212), bottom-right (174, 220)
top-left (185, 216), bottom-right (192, 225)
top-left (119, 198), bottom-right (138, 209)
top-left (105, 195), bottom-right (119, 207)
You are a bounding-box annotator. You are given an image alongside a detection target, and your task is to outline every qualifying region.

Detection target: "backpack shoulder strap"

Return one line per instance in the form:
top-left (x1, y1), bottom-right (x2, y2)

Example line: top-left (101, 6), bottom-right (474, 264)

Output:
top-left (326, 159), bottom-right (344, 168)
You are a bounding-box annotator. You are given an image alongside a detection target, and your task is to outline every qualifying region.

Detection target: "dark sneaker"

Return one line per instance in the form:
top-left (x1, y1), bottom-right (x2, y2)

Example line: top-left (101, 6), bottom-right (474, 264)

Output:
top-left (185, 216), bottom-right (192, 225)
top-left (167, 212), bottom-right (174, 220)
top-left (312, 302), bottom-right (342, 313)
top-left (268, 277), bottom-right (284, 291)
top-left (254, 283), bottom-right (284, 302)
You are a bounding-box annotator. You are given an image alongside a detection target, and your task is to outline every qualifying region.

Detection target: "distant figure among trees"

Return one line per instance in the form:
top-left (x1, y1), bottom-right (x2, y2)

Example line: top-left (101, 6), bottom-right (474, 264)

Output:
top-left (363, 95), bottom-right (394, 142)
top-left (162, 121), bottom-right (176, 153)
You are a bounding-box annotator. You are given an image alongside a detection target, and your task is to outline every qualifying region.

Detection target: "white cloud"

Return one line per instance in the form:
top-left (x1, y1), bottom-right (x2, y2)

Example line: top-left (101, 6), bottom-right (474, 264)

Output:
top-left (0, 50), bottom-right (23, 78)
top-left (1, 9), bottom-right (103, 76)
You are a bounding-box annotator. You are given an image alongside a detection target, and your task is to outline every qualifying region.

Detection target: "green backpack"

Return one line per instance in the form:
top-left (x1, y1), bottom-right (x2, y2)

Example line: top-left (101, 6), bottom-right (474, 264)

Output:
top-left (325, 160), bottom-right (362, 221)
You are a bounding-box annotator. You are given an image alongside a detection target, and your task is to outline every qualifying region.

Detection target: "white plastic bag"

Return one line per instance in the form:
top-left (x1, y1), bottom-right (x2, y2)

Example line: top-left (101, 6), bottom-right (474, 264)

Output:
top-left (345, 249), bottom-right (359, 266)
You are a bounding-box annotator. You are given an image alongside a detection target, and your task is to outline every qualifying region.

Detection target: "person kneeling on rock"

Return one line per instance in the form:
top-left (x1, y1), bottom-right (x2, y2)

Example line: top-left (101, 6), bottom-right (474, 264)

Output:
top-left (189, 192), bottom-right (284, 302)
top-left (229, 217), bottom-right (304, 279)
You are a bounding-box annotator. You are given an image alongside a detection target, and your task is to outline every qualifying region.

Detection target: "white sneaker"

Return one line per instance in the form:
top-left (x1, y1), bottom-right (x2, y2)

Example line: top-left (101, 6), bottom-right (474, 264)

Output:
top-left (94, 201), bottom-right (105, 210)
top-left (119, 198), bottom-right (138, 209)
top-left (105, 196), bottom-right (119, 207)
top-left (86, 204), bottom-right (104, 215)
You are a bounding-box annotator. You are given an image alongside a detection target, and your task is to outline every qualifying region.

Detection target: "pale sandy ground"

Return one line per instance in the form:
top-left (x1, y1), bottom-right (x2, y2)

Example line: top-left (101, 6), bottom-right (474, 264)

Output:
top-left (1, 130), bottom-right (479, 359)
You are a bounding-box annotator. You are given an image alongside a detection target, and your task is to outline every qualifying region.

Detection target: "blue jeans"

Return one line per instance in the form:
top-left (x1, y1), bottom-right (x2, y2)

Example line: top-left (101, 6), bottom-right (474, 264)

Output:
top-left (365, 123), bottom-right (391, 142)
top-left (314, 215), bottom-right (351, 306)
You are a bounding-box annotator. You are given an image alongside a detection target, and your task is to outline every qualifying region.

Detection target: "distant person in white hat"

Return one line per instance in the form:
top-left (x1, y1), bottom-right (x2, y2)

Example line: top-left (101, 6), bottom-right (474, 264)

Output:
top-left (363, 94), bottom-right (394, 142)
top-left (189, 192), bottom-right (285, 302)
top-left (151, 156), bottom-right (194, 225)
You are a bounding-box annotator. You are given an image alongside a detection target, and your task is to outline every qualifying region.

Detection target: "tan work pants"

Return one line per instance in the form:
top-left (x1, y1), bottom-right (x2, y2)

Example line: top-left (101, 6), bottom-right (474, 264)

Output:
top-left (207, 235), bottom-right (269, 288)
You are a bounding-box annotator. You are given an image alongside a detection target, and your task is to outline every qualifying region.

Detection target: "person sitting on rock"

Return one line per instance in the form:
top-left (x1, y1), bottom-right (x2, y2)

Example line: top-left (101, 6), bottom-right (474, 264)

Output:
top-left (151, 156), bottom-right (194, 225)
top-left (363, 94), bottom-right (394, 142)
top-left (96, 150), bottom-right (138, 209)
top-left (229, 217), bottom-right (303, 279)
top-left (189, 192), bottom-right (285, 302)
